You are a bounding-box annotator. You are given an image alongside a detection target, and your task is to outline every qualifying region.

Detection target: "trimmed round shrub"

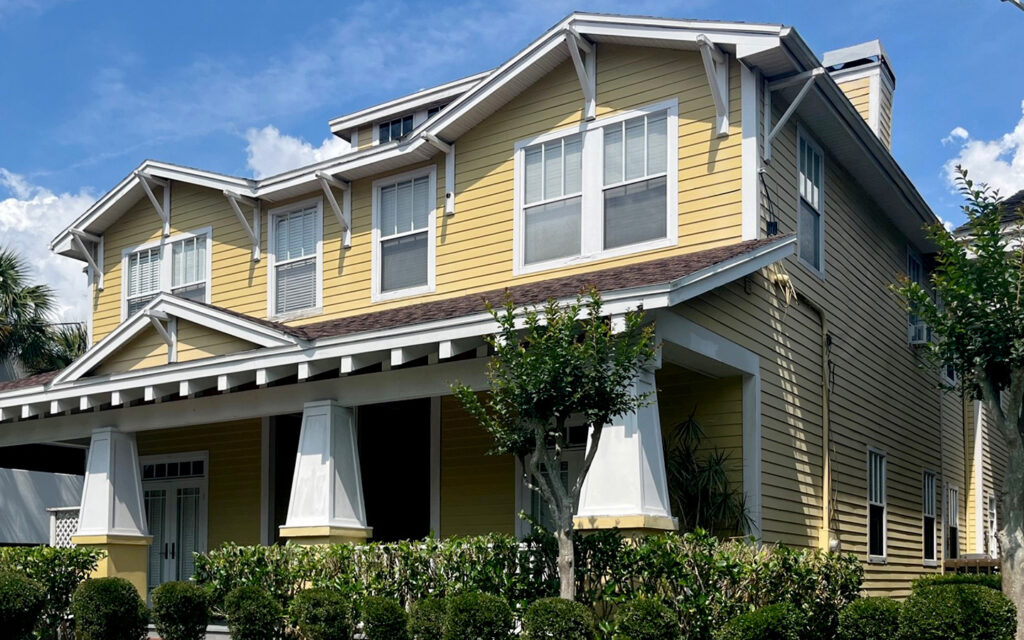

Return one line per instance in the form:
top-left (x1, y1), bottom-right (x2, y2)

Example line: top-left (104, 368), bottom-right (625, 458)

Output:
top-left (362, 596), bottom-right (409, 640)
top-left (70, 577), bottom-right (149, 640)
top-left (442, 592), bottom-right (513, 640)
top-left (899, 583), bottom-right (1015, 640)
top-left (714, 603), bottom-right (803, 640)
top-left (409, 597), bottom-right (448, 640)
top-left (912, 573), bottom-right (1001, 592)
top-left (291, 588), bottom-right (352, 640)
top-left (224, 585), bottom-right (283, 640)
top-left (613, 598), bottom-right (677, 640)
top-left (522, 598), bottom-right (594, 640)
top-left (837, 597), bottom-right (900, 640)
top-left (0, 571), bottom-right (45, 640)
top-left (152, 580), bottom-right (210, 640)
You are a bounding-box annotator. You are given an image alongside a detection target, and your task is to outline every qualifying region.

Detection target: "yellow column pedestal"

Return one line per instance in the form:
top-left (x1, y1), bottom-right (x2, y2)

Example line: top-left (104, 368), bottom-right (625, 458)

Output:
top-left (279, 525), bottom-right (373, 545)
top-left (573, 514), bottom-right (679, 537)
top-left (70, 534), bottom-right (153, 597)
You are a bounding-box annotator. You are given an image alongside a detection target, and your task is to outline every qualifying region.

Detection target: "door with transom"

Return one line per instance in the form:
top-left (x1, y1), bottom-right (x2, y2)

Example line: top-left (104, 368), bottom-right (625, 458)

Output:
top-left (141, 453), bottom-right (209, 594)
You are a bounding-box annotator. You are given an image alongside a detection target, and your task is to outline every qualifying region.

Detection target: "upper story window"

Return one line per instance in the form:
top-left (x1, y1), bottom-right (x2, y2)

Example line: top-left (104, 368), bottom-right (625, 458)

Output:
top-left (123, 230), bottom-right (210, 319)
top-left (797, 129), bottom-right (825, 274)
top-left (515, 100), bottom-right (678, 274)
top-left (378, 115), bottom-right (414, 144)
top-left (269, 199), bottom-right (322, 319)
top-left (427, 104), bottom-right (446, 118)
top-left (372, 167), bottom-right (436, 300)
top-left (868, 448), bottom-right (887, 562)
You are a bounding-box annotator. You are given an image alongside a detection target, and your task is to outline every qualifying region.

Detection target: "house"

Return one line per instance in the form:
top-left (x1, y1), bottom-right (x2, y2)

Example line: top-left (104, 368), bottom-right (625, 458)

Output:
top-left (0, 13), bottom-right (999, 598)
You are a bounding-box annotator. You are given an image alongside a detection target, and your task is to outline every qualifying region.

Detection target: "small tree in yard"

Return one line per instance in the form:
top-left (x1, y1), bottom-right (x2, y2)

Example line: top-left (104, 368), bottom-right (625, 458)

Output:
top-left (894, 167), bottom-right (1024, 638)
top-left (452, 290), bottom-right (657, 600)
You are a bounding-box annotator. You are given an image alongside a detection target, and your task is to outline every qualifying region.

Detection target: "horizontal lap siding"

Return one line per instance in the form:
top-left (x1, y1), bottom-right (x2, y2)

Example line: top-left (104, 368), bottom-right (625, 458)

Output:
top-left (93, 326), bottom-right (167, 375)
top-left (837, 77), bottom-right (871, 125)
top-left (136, 419), bottom-right (262, 548)
top-left (175, 320), bottom-right (258, 362)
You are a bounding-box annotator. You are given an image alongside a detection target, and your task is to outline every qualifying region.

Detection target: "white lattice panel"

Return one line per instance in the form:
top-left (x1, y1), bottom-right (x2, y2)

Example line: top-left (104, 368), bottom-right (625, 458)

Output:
top-left (50, 508), bottom-right (79, 548)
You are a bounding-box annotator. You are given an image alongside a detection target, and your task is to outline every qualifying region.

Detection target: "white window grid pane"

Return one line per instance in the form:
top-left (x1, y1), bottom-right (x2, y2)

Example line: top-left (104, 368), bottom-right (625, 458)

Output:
top-left (799, 137), bottom-right (823, 212)
top-left (127, 247), bottom-right (161, 310)
top-left (172, 235), bottom-right (206, 289)
top-left (379, 176), bottom-right (432, 241)
top-left (868, 451), bottom-right (886, 506)
top-left (947, 487), bottom-right (959, 527)
top-left (274, 208), bottom-right (317, 264)
top-left (923, 473), bottom-right (936, 517)
top-left (603, 111), bottom-right (670, 189)
top-left (523, 134), bottom-right (583, 208)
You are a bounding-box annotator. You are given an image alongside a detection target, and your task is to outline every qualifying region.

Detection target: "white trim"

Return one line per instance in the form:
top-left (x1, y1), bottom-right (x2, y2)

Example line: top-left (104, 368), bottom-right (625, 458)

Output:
top-left (867, 446), bottom-right (887, 564)
top-left (371, 165), bottom-right (438, 302)
top-left (512, 99), bottom-right (679, 276)
top-left (139, 450), bottom-right (210, 578)
top-left (945, 480), bottom-right (961, 559)
top-left (741, 62), bottom-right (760, 241)
top-left (120, 227), bottom-right (213, 322)
top-left (267, 197), bottom-right (324, 321)
top-left (922, 468), bottom-right (938, 566)
top-left (429, 396), bottom-right (441, 539)
top-left (867, 71), bottom-right (881, 134)
top-left (974, 401), bottom-right (985, 553)
top-left (796, 125), bottom-right (826, 277)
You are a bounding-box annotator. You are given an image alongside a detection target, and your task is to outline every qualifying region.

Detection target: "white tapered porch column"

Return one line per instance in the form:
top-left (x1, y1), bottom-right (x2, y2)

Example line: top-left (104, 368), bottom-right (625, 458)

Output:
top-left (279, 400), bottom-right (372, 544)
top-left (575, 369), bottom-right (678, 533)
top-left (71, 427), bottom-right (152, 595)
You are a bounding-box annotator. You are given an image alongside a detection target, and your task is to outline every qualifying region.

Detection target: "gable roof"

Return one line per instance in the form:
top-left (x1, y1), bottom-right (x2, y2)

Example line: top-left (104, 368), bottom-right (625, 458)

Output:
top-left (953, 189), bottom-right (1024, 235)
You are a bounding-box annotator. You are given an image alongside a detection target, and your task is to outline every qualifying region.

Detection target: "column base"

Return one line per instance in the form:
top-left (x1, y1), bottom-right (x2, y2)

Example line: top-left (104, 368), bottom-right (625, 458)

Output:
top-left (278, 525), bottom-right (372, 545)
top-left (70, 534), bottom-right (152, 597)
top-left (573, 514), bottom-right (678, 536)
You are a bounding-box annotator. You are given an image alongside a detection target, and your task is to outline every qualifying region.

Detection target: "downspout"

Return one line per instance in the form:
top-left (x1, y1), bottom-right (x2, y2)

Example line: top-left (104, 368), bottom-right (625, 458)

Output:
top-left (802, 296), bottom-right (837, 551)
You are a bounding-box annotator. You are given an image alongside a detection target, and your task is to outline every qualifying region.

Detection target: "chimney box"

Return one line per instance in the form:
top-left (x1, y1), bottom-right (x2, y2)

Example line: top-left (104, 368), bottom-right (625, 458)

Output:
top-left (822, 40), bottom-right (895, 149)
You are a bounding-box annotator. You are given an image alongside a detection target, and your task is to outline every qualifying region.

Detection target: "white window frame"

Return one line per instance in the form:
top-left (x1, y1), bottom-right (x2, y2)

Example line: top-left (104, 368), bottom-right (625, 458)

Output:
top-left (988, 493), bottom-right (999, 558)
top-left (923, 469), bottom-right (938, 567)
top-left (945, 482), bottom-right (961, 560)
top-left (139, 450), bottom-right (210, 585)
top-left (267, 197), bottom-right (324, 321)
top-left (120, 227), bottom-right (213, 321)
top-left (512, 99), bottom-right (679, 276)
top-left (371, 165), bottom-right (437, 302)
top-left (796, 126), bottom-right (825, 277)
top-left (867, 447), bottom-right (887, 563)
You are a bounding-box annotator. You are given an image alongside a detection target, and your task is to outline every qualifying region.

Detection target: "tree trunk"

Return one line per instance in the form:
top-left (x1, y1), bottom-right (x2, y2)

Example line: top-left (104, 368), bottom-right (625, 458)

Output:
top-left (555, 523), bottom-right (576, 600)
top-left (1000, 444), bottom-right (1024, 640)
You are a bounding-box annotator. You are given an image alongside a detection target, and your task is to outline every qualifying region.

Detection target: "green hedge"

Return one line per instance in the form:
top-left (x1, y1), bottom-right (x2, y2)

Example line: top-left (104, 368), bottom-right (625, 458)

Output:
top-left (837, 597), bottom-right (901, 640)
top-left (0, 545), bottom-right (103, 640)
top-left (362, 596), bottom-right (409, 640)
top-left (225, 585), bottom-right (283, 640)
top-left (613, 598), bottom-right (678, 640)
top-left (409, 597), bottom-right (448, 640)
top-left (911, 573), bottom-right (1001, 592)
top-left (899, 584), bottom-right (1015, 640)
top-left (152, 581), bottom-right (210, 640)
top-left (0, 571), bottom-right (45, 640)
top-left (522, 598), bottom-right (594, 640)
top-left (442, 592), bottom-right (513, 640)
top-left (71, 577), bottom-right (149, 640)
top-left (713, 603), bottom-right (803, 640)
top-left (290, 588), bottom-right (353, 640)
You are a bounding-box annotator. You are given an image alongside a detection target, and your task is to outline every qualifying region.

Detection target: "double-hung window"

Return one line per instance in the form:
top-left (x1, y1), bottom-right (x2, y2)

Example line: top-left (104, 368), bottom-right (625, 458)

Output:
top-left (797, 129), bottom-right (824, 273)
top-left (269, 200), bottom-right (322, 318)
top-left (988, 494), bottom-right (999, 557)
top-left (868, 449), bottom-right (887, 561)
top-left (923, 471), bottom-right (937, 564)
top-left (515, 100), bottom-right (678, 273)
top-left (946, 484), bottom-right (960, 559)
top-left (378, 115), bottom-right (414, 144)
top-left (373, 167), bottom-right (436, 299)
top-left (123, 230), bottom-right (210, 319)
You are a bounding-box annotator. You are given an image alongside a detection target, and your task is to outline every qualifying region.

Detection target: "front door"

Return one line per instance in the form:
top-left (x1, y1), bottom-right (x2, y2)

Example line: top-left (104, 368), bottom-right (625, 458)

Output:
top-left (141, 454), bottom-right (208, 594)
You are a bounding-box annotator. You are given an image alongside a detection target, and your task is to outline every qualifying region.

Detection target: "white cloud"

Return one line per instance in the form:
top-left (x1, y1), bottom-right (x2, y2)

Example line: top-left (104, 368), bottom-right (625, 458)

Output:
top-left (244, 126), bottom-right (349, 179)
top-left (944, 100), bottom-right (1024, 197)
top-left (942, 126), bottom-right (969, 145)
top-left (0, 170), bottom-right (94, 322)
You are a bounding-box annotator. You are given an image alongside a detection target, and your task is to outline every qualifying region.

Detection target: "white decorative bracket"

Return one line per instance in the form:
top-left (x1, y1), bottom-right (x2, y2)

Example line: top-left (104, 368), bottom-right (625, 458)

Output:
top-left (697, 34), bottom-right (730, 137)
top-left (133, 170), bottom-right (170, 237)
top-left (75, 427), bottom-right (149, 538)
top-left (424, 134), bottom-right (456, 216)
top-left (70, 229), bottom-right (104, 291)
top-left (223, 190), bottom-right (261, 262)
top-left (763, 67), bottom-right (825, 162)
top-left (315, 172), bottom-right (352, 248)
top-left (564, 27), bottom-right (596, 121)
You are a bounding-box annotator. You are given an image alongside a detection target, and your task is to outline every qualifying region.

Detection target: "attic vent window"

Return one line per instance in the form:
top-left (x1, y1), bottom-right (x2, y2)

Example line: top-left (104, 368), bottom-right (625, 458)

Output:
top-left (379, 115), bottom-right (414, 143)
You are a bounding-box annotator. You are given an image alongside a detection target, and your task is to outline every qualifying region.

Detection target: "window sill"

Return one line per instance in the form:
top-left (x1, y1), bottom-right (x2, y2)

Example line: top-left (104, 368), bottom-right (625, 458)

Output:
top-left (797, 255), bottom-right (825, 280)
top-left (868, 555), bottom-right (887, 565)
top-left (516, 236), bottom-right (676, 277)
top-left (923, 559), bottom-right (938, 568)
top-left (373, 284), bottom-right (434, 303)
top-left (269, 307), bottom-right (322, 323)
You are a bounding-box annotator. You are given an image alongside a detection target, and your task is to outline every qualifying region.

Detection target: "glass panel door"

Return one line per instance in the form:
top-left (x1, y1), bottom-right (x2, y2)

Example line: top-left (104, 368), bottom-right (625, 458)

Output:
top-left (176, 486), bottom-right (202, 580)
top-left (144, 489), bottom-right (169, 594)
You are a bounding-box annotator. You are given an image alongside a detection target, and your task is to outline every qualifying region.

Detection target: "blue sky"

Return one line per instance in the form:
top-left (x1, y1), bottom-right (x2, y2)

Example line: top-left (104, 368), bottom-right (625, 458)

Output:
top-left (1, 0), bottom-right (1022, 321)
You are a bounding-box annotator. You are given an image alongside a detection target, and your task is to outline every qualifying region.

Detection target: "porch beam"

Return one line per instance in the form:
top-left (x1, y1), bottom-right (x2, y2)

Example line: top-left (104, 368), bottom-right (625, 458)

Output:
top-left (223, 190), bottom-right (261, 261)
top-left (256, 365), bottom-right (295, 386)
top-left (49, 398), bottom-right (76, 415)
top-left (218, 371), bottom-right (256, 392)
top-left (144, 383), bottom-right (177, 403)
top-left (390, 344), bottom-right (436, 367)
top-left (79, 395), bottom-right (100, 412)
top-left (696, 34), bottom-right (729, 137)
top-left (111, 388), bottom-right (143, 407)
top-left (439, 336), bottom-right (485, 360)
top-left (133, 170), bottom-right (170, 236)
top-left (297, 359), bottom-right (338, 381)
top-left (179, 377), bottom-right (217, 398)
top-left (21, 403), bottom-right (43, 419)
top-left (315, 172), bottom-right (351, 248)
top-left (340, 350), bottom-right (388, 374)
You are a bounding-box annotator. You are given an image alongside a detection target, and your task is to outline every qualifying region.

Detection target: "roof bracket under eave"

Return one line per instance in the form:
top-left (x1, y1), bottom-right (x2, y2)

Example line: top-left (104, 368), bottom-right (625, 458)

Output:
top-left (133, 170), bottom-right (171, 236)
top-left (763, 67), bottom-right (825, 162)
top-left (423, 134), bottom-right (456, 217)
top-left (564, 27), bottom-right (596, 121)
top-left (70, 229), bottom-right (103, 291)
top-left (145, 310), bottom-right (173, 347)
top-left (696, 34), bottom-right (729, 138)
top-left (223, 190), bottom-right (261, 262)
top-left (316, 172), bottom-right (352, 247)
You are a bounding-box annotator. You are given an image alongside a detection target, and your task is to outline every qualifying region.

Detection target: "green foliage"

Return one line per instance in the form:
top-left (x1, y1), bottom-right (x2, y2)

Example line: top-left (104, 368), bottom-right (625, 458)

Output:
top-left (151, 581), bottom-right (211, 640)
top-left (0, 571), bottom-right (45, 640)
top-left (441, 592), bottom-right (513, 640)
top-left (290, 588), bottom-right (353, 640)
top-left (193, 542), bottom-right (327, 613)
top-left (224, 585), bottom-right (284, 640)
top-left (665, 407), bottom-right (750, 534)
top-left (361, 596), bottom-right (409, 640)
top-left (70, 577), bottom-right (149, 640)
top-left (522, 597), bottom-right (594, 640)
top-left (911, 572), bottom-right (1001, 591)
top-left (612, 598), bottom-right (678, 640)
top-left (837, 597), bottom-right (901, 640)
top-left (898, 584), bottom-right (1016, 640)
top-left (0, 545), bottom-right (103, 640)
top-left (408, 597), bottom-right (448, 640)
top-left (714, 603), bottom-right (803, 640)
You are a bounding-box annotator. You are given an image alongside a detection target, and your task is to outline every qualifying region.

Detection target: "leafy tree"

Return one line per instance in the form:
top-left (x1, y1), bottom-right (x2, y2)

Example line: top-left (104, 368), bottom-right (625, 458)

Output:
top-left (893, 167), bottom-right (1024, 638)
top-left (452, 290), bottom-right (656, 600)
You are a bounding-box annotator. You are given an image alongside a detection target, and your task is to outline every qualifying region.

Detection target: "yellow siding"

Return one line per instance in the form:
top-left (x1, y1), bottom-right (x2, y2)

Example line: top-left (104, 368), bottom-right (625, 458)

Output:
top-left (93, 326), bottom-right (168, 375)
top-left (837, 76), bottom-right (872, 124)
top-left (136, 419), bottom-right (262, 548)
top-left (357, 124), bottom-right (374, 149)
top-left (439, 395), bottom-right (515, 537)
top-left (175, 320), bottom-right (258, 362)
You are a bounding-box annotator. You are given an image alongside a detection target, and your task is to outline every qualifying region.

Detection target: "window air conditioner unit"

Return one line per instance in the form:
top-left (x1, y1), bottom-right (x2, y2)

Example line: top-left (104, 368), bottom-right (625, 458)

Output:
top-left (909, 321), bottom-right (931, 346)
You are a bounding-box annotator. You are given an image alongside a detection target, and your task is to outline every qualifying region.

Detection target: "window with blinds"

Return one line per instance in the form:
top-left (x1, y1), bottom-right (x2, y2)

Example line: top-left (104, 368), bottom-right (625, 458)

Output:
top-left (523, 134), bottom-right (582, 264)
top-left (602, 111), bottom-right (668, 250)
top-left (171, 234), bottom-right (207, 303)
top-left (947, 485), bottom-right (960, 559)
top-left (375, 170), bottom-right (433, 296)
top-left (124, 232), bottom-right (209, 319)
top-left (271, 204), bottom-right (320, 316)
top-left (798, 131), bottom-right (824, 271)
top-left (868, 449), bottom-right (886, 559)
top-left (923, 471), bottom-right (936, 562)
top-left (126, 246), bottom-right (161, 316)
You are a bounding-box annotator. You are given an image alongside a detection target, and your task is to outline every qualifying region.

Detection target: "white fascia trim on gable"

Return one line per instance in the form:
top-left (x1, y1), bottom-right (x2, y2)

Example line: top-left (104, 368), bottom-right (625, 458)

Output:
top-left (52, 293), bottom-right (303, 385)
top-left (740, 62), bottom-right (760, 241)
